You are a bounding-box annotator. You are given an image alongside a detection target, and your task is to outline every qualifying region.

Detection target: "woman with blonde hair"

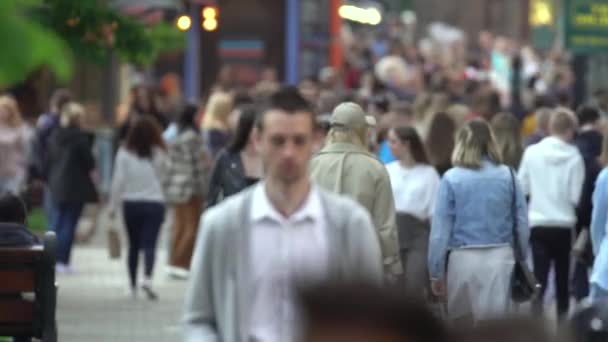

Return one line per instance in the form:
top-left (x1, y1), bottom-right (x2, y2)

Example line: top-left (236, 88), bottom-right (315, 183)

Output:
top-left (429, 119), bottom-right (529, 323)
top-left (491, 112), bottom-right (524, 169)
top-left (48, 102), bottom-right (98, 273)
top-left (0, 95), bottom-right (29, 194)
top-left (201, 91), bottom-right (233, 159)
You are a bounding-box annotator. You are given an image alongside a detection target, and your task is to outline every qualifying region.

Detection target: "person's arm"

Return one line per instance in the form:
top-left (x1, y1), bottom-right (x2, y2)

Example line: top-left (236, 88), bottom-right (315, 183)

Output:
top-left (514, 174), bottom-right (530, 257)
top-left (348, 205), bottom-right (383, 284)
top-left (517, 149), bottom-right (531, 196)
top-left (428, 177), bottom-right (455, 281)
top-left (591, 172), bottom-right (608, 256)
top-left (205, 153), bottom-right (226, 208)
top-left (77, 133), bottom-right (96, 172)
top-left (569, 155), bottom-right (586, 207)
top-left (427, 168), bottom-right (441, 218)
top-left (192, 137), bottom-right (210, 196)
top-left (183, 210), bottom-right (220, 342)
top-left (109, 149), bottom-right (126, 215)
top-left (152, 147), bottom-right (170, 185)
top-left (373, 171), bottom-right (401, 277)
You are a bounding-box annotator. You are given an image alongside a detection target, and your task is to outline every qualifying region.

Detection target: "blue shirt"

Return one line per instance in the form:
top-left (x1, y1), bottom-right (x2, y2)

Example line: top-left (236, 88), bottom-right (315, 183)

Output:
top-left (591, 168), bottom-right (608, 291)
top-left (378, 141), bottom-right (396, 164)
top-left (428, 161), bottom-right (529, 279)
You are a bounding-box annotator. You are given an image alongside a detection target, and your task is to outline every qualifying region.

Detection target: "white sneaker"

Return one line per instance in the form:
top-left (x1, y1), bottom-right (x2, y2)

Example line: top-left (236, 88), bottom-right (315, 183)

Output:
top-left (126, 287), bottom-right (137, 299)
top-left (63, 265), bottom-right (76, 274)
top-left (55, 263), bottom-right (67, 274)
top-left (167, 266), bottom-right (190, 280)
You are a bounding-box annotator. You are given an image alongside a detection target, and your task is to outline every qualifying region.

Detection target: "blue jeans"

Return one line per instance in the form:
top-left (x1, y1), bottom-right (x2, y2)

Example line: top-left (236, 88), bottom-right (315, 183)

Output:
top-left (50, 202), bottom-right (84, 265)
top-left (44, 186), bottom-right (55, 229)
top-left (122, 201), bottom-right (165, 288)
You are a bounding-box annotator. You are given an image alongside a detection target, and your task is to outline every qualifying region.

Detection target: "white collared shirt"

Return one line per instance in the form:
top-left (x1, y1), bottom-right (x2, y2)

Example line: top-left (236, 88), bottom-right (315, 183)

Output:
top-left (248, 182), bottom-right (328, 342)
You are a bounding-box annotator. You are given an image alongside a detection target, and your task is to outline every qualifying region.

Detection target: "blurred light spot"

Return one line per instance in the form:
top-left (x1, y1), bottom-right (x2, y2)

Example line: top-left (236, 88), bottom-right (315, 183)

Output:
top-left (338, 5), bottom-right (382, 25)
top-left (203, 18), bottom-right (218, 31)
top-left (203, 7), bottom-right (217, 20)
top-left (176, 15), bottom-right (192, 31)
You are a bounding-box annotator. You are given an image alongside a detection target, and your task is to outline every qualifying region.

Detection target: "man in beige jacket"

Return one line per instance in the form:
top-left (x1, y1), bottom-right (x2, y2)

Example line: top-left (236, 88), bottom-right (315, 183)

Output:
top-left (310, 102), bottom-right (401, 279)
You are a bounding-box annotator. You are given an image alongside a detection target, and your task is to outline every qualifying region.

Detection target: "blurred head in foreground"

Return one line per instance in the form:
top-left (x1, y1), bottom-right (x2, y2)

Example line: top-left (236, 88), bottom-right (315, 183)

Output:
top-left (570, 301), bottom-right (608, 342)
top-left (450, 317), bottom-right (560, 342)
top-left (298, 282), bottom-right (447, 342)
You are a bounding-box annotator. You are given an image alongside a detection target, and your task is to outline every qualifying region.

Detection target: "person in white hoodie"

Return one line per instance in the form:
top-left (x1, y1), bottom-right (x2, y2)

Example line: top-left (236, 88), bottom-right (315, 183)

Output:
top-left (518, 107), bottom-right (585, 319)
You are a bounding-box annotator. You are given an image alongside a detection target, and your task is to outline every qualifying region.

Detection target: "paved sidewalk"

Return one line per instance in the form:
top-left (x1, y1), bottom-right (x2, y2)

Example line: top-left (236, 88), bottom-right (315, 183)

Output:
top-left (56, 210), bottom-right (188, 341)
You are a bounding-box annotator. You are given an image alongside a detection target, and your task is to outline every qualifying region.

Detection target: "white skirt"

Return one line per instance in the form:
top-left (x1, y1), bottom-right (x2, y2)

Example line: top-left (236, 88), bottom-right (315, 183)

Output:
top-left (447, 245), bottom-right (514, 322)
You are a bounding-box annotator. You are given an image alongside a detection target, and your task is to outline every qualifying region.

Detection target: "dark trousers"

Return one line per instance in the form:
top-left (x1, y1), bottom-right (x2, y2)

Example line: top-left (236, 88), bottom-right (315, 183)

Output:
top-left (572, 261), bottom-right (590, 301)
top-left (123, 201), bottom-right (165, 288)
top-left (50, 202), bottom-right (84, 264)
top-left (530, 227), bottom-right (573, 319)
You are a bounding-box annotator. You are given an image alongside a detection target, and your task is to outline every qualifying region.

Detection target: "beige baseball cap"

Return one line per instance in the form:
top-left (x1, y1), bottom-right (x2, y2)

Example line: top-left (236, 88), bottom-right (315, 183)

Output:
top-left (330, 102), bottom-right (377, 129)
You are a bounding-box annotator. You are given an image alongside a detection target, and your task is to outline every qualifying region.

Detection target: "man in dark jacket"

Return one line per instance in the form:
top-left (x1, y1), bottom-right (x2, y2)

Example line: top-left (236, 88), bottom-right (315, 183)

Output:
top-left (0, 192), bottom-right (38, 246)
top-left (30, 89), bottom-right (72, 228)
top-left (31, 89), bottom-right (72, 180)
top-left (0, 192), bottom-right (38, 342)
top-left (573, 105), bottom-right (603, 302)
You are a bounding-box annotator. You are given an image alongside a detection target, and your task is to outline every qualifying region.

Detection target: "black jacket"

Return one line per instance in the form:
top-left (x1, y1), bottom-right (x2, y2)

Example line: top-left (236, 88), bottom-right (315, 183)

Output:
top-left (575, 130), bottom-right (603, 229)
top-left (574, 130), bottom-right (602, 265)
top-left (0, 223), bottom-right (39, 247)
top-left (206, 150), bottom-right (258, 208)
top-left (48, 127), bottom-right (98, 204)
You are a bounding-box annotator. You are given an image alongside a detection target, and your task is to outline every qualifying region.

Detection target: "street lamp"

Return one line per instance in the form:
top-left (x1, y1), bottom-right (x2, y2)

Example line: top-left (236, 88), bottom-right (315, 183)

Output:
top-left (202, 6), bottom-right (218, 31)
top-left (176, 15), bottom-right (192, 31)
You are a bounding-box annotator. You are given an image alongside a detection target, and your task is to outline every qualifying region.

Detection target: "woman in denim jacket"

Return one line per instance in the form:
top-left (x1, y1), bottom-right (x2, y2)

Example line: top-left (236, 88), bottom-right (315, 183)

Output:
top-left (428, 119), bottom-right (529, 323)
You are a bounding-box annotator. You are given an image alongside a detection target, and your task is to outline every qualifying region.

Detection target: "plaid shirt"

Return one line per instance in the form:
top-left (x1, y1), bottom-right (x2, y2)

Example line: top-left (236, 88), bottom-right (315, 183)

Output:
top-left (163, 129), bottom-right (209, 204)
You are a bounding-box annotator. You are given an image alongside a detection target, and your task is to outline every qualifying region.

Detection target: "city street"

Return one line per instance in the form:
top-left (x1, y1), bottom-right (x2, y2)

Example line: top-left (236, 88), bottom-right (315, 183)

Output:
top-left (2, 0), bottom-right (608, 341)
top-left (56, 212), bottom-right (187, 342)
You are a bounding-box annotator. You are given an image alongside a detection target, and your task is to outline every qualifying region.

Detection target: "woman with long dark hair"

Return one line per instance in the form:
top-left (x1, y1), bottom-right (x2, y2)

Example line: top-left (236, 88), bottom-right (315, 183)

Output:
top-left (386, 126), bottom-right (440, 297)
top-left (426, 112), bottom-right (457, 175)
top-left (163, 104), bottom-right (208, 277)
top-left (491, 112), bottom-right (524, 170)
top-left (118, 85), bottom-right (169, 143)
top-left (110, 116), bottom-right (167, 300)
top-left (206, 105), bottom-right (262, 207)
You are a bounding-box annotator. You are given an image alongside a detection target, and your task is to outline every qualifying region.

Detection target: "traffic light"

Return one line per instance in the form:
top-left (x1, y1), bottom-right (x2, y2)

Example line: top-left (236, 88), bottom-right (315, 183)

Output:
top-left (202, 6), bottom-right (218, 31)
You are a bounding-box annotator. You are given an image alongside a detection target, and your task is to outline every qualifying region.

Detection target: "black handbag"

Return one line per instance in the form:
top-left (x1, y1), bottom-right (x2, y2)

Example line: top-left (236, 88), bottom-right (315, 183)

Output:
top-left (508, 167), bottom-right (541, 303)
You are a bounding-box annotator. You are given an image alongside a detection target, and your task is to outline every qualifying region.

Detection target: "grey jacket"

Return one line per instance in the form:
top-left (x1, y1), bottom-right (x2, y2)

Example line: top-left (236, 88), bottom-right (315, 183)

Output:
top-left (183, 186), bottom-right (383, 342)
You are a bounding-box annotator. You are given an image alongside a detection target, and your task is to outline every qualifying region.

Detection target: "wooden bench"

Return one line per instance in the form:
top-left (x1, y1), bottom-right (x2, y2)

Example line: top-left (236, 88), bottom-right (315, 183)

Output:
top-left (0, 232), bottom-right (57, 342)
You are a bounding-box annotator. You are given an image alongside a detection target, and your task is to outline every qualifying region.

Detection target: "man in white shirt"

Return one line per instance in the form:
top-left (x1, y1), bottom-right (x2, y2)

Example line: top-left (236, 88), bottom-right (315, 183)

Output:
top-left (183, 88), bottom-right (383, 342)
top-left (518, 107), bottom-right (585, 319)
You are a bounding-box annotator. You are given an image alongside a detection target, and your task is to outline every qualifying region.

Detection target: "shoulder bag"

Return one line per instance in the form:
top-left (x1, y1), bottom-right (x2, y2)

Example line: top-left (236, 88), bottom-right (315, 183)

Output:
top-left (508, 167), bottom-right (541, 303)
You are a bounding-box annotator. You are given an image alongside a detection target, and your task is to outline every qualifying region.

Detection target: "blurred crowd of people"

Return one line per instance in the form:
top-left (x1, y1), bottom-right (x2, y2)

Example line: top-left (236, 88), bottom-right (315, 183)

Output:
top-left (3, 19), bottom-right (608, 342)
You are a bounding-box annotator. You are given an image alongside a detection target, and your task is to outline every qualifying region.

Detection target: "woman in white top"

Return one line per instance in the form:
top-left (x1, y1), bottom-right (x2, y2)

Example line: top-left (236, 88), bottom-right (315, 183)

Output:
top-left (110, 116), bottom-right (168, 300)
top-left (386, 126), bottom-right (440, 297)
top-left (0, 96), bottom-right (29, 194)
